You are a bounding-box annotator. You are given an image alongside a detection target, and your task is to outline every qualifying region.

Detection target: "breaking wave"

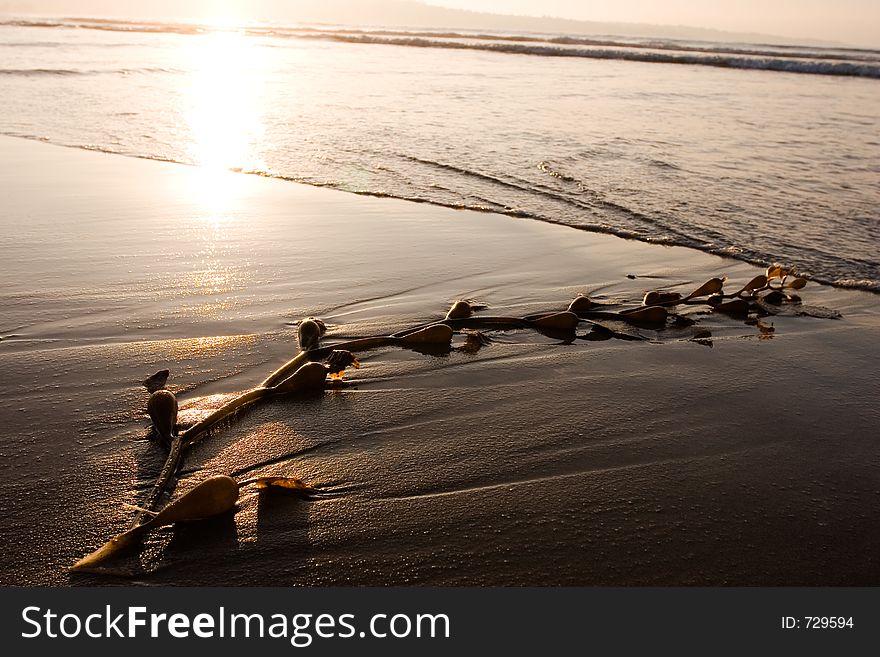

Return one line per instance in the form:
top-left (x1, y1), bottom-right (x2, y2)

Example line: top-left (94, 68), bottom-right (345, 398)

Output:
top-left (3, 17), bottom-right (880, 79)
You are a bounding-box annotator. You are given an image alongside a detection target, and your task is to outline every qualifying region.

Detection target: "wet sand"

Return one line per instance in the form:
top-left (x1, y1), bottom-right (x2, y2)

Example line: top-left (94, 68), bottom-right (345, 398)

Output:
top-left (1, 135), bottom-right (879, 586)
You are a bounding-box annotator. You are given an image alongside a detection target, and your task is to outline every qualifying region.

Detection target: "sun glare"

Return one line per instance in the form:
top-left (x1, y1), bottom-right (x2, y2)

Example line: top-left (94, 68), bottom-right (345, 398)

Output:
top-left (184, 29), bottom-right (266, 209)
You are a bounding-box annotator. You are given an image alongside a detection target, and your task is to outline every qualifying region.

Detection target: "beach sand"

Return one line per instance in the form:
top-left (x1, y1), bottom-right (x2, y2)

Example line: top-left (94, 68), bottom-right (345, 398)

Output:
top-left (1, 135), bottom-right (878, 586)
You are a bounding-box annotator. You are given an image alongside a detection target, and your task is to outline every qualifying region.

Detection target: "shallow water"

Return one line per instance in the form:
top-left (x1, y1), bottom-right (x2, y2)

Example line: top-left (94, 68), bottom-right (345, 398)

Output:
top-left (1, 18), bottom-right (878, 291)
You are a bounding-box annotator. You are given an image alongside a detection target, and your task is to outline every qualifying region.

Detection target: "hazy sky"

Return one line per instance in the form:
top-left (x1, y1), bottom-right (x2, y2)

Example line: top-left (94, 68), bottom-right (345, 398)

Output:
top-left (3, 0), bottom-right (879, 46)
top-left (426, 0), bottom-right (880, 46)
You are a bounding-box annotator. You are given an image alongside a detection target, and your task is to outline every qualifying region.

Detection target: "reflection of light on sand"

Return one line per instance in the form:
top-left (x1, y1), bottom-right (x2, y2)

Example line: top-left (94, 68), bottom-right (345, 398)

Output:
top-left (179, 30), bottom-right (264, 316)
top-left (178, 299), bottom-right (236, 318)
top-left (170, 266), bottom-right (245, 318)
top-left (180, 269), bottom-right (237, 295)
top-left (188, 166), bottom-right (249, 221)
top-left (158, 333), bottom-right (257, 360)
top-left (184, 29), bottom-right (266, 210)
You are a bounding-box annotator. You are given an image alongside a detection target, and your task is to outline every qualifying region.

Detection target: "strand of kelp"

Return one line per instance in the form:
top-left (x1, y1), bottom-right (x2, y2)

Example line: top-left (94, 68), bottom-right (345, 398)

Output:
top-left (71, 267), bottom-right (836, 571)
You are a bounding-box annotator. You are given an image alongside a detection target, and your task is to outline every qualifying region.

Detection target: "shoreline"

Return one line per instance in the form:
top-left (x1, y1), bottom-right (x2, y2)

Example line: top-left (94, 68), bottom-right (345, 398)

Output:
top-left (1, 135), bottom-right (878, 586)
top-left (6, 133), bottom-right (878, 295)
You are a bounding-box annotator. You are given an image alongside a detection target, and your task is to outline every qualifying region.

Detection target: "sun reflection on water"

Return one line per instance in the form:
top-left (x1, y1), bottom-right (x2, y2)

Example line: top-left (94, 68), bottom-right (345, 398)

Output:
top-left (175, 28), bottom-right (267, 312)
top-left (185, 29), bottom-right (266, 210)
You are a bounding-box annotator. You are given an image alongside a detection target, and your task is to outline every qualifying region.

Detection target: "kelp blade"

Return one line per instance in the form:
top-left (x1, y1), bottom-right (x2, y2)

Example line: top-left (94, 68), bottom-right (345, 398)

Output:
top-left (399, 324), bottom-right (454, 345)
top-left (255, 477), bottom-right (315, 492)
top-left (71, 528), bottom-right (142, 571)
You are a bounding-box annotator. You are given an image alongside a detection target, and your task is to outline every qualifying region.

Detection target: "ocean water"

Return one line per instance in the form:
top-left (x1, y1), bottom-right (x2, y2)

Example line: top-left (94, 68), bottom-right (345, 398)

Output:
top-left (2, 17), bottom-right (878, 291)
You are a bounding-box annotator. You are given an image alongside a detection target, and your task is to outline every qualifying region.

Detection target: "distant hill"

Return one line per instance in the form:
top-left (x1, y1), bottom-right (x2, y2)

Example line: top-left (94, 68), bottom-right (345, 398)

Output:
top-left (0, 0), bottom-right (841, 47)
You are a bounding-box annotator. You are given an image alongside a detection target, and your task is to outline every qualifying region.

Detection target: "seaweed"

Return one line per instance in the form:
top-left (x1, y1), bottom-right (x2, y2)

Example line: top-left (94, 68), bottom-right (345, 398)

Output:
top-left (72, 273), bottom-right (840, 572)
